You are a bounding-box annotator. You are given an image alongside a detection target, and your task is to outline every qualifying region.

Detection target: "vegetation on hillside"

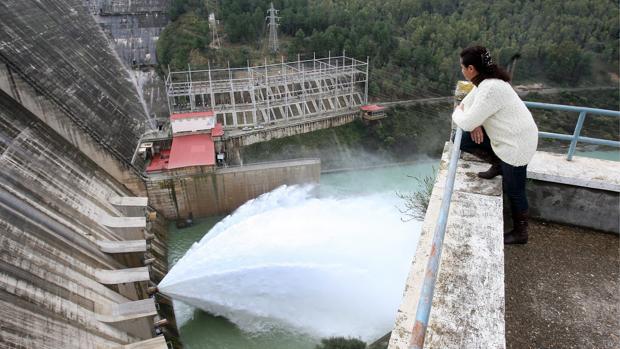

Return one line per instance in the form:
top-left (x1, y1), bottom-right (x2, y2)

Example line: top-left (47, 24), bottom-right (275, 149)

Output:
top-left (158, 0), bottom-right (619, 97)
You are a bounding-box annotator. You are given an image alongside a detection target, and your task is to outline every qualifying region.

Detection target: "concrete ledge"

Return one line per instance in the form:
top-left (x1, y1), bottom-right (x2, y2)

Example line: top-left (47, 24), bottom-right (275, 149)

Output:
top-left (117, 336), bottom-right (168, 349)
top-left (526, 151), bottom-right (619, 233)
top-left (96, 298), bottom-right (157, 323)
top-left (109, 197), bottom-right (149, 207)
top-left (98, 214), bottom-right (146, 239)
top-left (98, 215), bottom-right (146, 228)
top-left (110, 196), bottom-right (149, 216)
top-left (97, 240), bottom-right (147, 254)
top-left (95, 267), bottom-right (150, 284)
top-left (528, 152), bottom-right (620, 192)
top-left (389, 142), bottom-right (505, 349)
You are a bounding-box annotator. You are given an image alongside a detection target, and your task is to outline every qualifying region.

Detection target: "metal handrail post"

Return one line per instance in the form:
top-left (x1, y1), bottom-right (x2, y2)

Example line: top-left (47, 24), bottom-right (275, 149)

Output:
top-left (567, 111), bottom-right (587, 161)
top-left (523, 101), bottom-right (620, 160)
top-left (410, 128), bottom-right (463, 349)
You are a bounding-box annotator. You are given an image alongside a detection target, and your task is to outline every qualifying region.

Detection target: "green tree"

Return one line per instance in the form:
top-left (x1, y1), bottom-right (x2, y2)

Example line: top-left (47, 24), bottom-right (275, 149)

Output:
top-left (315, 337), bottom-right (366, 349)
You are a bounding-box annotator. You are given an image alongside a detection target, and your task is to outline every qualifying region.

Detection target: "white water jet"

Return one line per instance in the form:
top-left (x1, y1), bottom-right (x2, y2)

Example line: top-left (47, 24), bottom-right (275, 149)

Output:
top-left (159, 185), bottom-right (421, 342)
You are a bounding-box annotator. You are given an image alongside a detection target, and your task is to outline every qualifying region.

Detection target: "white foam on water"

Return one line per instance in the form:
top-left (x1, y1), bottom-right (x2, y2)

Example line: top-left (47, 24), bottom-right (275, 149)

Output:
top-left (159, 185), bottom-right (421, 342)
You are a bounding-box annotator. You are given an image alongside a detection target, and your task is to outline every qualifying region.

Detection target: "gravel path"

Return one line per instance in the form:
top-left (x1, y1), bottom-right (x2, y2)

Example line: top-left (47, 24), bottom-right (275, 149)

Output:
top-left (504, 220), bottom-right (619, 349)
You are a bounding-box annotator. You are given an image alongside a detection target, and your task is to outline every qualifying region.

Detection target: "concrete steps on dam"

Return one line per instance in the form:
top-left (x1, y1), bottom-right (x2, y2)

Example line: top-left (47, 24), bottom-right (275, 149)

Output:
top-left (109, 196), bottom-right (149, 217)
top-left (97, 239), bottom-right (149, 254)
top-left (98, 213), bottom-right (148, 240)
top-left (96, 298), bottom-right (158, 323)
top-left (95, 267), bottom-right (151, 285)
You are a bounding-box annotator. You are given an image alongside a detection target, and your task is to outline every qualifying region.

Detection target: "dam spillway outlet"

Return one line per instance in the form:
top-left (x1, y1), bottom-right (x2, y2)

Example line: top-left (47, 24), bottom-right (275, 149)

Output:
top-left (158, 184), bottom-right (422, 342)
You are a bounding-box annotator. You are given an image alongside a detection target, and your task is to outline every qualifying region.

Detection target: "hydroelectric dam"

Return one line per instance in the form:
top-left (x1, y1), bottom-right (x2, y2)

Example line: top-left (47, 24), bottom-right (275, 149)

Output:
top-left (1, 1), bottom-right (619, 349)
top-left (0, 0), bottom-right (364, 347)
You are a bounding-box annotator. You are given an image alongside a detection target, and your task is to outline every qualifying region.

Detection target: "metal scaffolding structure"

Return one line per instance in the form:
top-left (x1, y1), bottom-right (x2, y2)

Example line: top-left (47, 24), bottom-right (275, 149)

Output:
top-left (165, 54), bottom-right (370, 129)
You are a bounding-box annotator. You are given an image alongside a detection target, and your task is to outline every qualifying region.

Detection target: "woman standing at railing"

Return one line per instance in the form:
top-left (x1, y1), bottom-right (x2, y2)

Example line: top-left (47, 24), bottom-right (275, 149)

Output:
top-left (452, 45), bottom-right (538, 244)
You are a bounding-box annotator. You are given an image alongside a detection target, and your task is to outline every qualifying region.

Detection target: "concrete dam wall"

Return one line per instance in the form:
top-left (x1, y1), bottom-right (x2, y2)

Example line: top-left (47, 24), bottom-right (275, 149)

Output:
top-left (0, 0), bottom-right (151, 193)
top-left (0, 88), bottom-right (172, 347)
top-left (147, 159), bottom-right (322, 219)
top-left (0, 1), bottom-right (177, 347)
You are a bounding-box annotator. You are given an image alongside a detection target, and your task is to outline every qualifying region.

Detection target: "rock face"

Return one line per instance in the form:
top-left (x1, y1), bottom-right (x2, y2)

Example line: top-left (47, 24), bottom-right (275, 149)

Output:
top-left (0, 0), bottom-right (149, 164)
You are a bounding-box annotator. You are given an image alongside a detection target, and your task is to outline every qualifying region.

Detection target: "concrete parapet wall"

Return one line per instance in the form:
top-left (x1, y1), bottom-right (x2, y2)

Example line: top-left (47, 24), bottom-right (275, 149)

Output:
top-left (527, 181), bottom-right (619, 233)
top-left (390, 143), bottom-right (506, 349)
top-left (146, 159), bottom-right (321, 219)
top-left (526, 152), bottom-right (619, 234)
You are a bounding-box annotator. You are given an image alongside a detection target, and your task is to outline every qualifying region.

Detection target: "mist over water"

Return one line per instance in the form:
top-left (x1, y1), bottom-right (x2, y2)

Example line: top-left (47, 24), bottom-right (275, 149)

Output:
top-left (159, 184), bottom-right (422, 342)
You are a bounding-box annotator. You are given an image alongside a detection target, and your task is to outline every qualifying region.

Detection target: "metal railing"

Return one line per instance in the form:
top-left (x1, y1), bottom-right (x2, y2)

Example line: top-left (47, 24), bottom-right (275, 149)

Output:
top-left (524, 101), bottom-right (620, 161)
top-left (408, 102), bottom-right (619, 348)
top-left (409, 128), bottom-right (463, 349)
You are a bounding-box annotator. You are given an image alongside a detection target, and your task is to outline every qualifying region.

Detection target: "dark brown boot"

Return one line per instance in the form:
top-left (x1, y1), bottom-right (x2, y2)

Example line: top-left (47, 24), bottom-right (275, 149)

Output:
top-left (478, 163), bottom-right (502, 179)
top-left (504, 210), bottom-right (528, 244)
top-left (467, 149), bottom-right (503, 179)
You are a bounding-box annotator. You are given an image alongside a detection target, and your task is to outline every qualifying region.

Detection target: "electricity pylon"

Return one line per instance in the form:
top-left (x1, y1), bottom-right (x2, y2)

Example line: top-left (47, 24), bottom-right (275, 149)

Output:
top-left (266, 3), bottom-right (279, 53)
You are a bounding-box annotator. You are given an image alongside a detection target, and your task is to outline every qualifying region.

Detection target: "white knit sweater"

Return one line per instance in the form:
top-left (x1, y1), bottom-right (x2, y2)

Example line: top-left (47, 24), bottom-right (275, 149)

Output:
top-left (452, 78), bottom-right (538, 166)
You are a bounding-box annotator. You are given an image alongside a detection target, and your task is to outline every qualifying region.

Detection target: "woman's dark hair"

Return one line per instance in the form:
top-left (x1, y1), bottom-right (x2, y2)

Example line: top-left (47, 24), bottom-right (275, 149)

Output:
top-left (460, 46), bottom-right (511, 86)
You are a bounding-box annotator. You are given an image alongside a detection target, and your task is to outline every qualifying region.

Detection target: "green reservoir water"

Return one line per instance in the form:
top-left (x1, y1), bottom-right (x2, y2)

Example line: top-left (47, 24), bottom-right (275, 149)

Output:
top-left (166, 160), bottom-right (438, 349)
top-left (574, 149), bottom-right (620, 162)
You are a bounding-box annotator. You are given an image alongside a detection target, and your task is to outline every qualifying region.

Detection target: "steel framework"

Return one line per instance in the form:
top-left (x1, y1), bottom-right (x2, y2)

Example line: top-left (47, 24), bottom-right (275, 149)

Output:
top-left (165, 54), bottom-right (370, 129)
top-left (266, 3), bottom-right (279, 53)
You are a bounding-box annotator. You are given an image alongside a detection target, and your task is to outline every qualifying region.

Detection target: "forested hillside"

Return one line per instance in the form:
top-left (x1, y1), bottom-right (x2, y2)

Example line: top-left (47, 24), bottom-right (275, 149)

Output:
top-left (157, 0), bottom-right (619, 97)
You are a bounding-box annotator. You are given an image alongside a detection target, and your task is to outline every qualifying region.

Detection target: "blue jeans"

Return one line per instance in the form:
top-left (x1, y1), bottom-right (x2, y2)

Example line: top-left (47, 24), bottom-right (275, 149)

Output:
top-left (460, 128), bottom-right (529, 213)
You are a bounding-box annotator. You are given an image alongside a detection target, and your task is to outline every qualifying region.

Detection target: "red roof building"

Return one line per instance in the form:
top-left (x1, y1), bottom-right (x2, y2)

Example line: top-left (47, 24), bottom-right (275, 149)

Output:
top-left (360, 104), bottom-right (385, 112)
top-left (360, 104), bottom-right (387, 120)
top-left (145, 111), bottom-right (223, 173)
top-left (167, 134), bottom-right (215, 169)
